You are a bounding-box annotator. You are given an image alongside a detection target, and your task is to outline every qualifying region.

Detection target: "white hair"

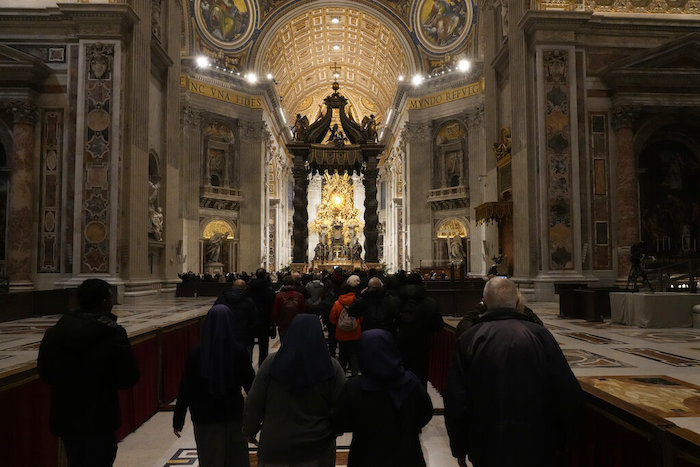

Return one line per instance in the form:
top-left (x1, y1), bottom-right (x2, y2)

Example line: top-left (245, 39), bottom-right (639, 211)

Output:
top-left (483, 277), bottom-right (518, 309)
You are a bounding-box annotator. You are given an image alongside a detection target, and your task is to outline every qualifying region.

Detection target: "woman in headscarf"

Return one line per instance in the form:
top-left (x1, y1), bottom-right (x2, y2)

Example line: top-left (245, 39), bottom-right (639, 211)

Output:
top-left (333, 329), bottom-right (433, 467)
top-left (173, 304), bottom-right (255, 467)
top-left (242, 314), bottom-right (345, 467)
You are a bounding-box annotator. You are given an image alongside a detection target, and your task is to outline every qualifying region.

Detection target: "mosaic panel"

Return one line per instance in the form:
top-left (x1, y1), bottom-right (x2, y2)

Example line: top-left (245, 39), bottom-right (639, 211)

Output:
top-left (563, 348), bottom-right (630, 368)
top-left (38, 110), bottom-right (63, 272)
top-left (543, 49), bottom-right (574, 270)
top-left (615, 348), bottom-right (700, 367)
top-left (80, 42), bottom-right (115, 273)
top-left (558, 331), bottom-right (625, 345)
top-left (580, 375), bottom-right (700, 418)
top-left (589, 112), bottom-right (612, 269)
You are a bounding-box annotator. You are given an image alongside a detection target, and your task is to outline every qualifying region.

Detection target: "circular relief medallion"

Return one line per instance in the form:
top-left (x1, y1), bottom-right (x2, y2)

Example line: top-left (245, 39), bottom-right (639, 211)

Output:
top-left (87, 109), bottom-right (110, 132)
top-left (85, 221), bottom-right (107, 244)
top-left (195, 0), bottom-right (256, 50)
top-left (413, 0), bottom-right (474, 53)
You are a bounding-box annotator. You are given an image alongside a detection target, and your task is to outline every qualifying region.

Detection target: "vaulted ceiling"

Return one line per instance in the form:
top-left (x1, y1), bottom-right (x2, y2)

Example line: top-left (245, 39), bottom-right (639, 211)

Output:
top-left (252, 5), bottom-right (417, 125)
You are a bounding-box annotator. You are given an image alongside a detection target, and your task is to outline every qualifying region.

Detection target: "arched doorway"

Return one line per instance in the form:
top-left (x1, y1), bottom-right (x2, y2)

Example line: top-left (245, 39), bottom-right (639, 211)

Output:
top-left (201, 219), bottom-right (236, 275)
top-left (638, 130), bottom-right (700, 258)
top-left (435, 217), bottom-right (469, 264)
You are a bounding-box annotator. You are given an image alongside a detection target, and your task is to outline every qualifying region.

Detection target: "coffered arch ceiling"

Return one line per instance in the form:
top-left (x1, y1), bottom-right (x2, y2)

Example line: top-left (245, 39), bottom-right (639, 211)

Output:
top-left (250, 4), bottom-right (419, 126)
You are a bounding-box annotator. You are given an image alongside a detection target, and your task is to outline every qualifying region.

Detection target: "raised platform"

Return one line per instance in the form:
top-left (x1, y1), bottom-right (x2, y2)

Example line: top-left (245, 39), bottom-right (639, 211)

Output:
top-left (610, 292), bottom-right (700, 328)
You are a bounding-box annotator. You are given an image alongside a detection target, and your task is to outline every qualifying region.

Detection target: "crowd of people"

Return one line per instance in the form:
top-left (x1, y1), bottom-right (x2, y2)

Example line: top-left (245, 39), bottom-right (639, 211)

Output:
top-left (37, 272), bottom-right (582, 467)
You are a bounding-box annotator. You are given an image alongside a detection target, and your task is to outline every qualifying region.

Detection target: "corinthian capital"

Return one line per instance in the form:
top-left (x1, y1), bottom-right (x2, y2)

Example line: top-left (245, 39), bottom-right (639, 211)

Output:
top-left (181, 105), bottom-right (201, 127)
top-left (400, 122), bottom-right (432, 143)
top-left (4, 100), bottom-right (38, 125)
top-left (239, 120), bottom-right (266, 143)
top-left (611, 105), bottom-right (641, 130)
top-left (465, 103), bottom-right (485, 130)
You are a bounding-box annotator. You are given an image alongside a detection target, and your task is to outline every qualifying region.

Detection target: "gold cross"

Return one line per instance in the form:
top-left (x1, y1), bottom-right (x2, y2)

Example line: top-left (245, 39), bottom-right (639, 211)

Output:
top-left (330, 62), bottom-right (341, 77)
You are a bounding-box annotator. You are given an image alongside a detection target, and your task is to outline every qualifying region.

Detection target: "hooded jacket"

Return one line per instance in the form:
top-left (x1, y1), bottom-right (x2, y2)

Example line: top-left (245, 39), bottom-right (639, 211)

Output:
top-left (37, 311), bottom-right (140, 435)
top-left (330, 292), bottom-right (363, 341)
top-left (444, 309), bottom-right (582, 467)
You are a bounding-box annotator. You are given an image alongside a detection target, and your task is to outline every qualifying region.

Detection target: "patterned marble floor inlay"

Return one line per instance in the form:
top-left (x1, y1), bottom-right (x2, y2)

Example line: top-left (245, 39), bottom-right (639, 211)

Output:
top-left (615, 348), bottom-right (700, 367)
top-left (164, 448), bottom-right (350, 467)
top-left (543, 323), bottom-right (569, 331)
top-left (165, 448), bottom-right (198, 465)
top-left (580, 375), bottom-right (700, 418)
top-left (612, 330), bottom-right (700, 343)
top-left (563, 349), bottom-right (631, 368)
top-left (558, 331), bottom-right (625, 345)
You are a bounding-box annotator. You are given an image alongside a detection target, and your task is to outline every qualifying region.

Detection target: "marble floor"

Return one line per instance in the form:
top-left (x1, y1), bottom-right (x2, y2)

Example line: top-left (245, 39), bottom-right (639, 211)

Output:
top-left (2, 297), bottom-right (700, 466)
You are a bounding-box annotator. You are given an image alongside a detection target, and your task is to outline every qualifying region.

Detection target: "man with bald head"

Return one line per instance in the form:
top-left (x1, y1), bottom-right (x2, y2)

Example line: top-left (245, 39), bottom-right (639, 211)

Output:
top-left (348, 276), bottom-right (400, 334)
top-left (444, 277), bottom-right (581, 467)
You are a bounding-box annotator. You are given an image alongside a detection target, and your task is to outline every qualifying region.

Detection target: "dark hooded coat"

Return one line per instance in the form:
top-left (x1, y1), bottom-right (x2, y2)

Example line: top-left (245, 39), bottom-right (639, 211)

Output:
top-left (37, 311), bottom-right (140, 435)
top-left (333, 330), bottom-right (433, 467)
top-left (444, 309), bottom-right (582, 467)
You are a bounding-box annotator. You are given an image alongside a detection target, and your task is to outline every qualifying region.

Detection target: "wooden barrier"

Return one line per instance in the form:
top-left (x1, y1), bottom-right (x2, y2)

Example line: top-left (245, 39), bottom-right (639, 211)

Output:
top-left (0, 316), bottom-right (204, 467)
top-left (429, 325), bottom-right (700, 466)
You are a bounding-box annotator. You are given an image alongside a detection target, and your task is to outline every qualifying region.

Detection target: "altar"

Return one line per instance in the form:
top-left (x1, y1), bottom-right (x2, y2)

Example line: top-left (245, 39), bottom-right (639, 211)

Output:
top-left (610, 292), bottom-right (699, 328)
top-left (311, 259), bottom-right (364, 272)
top-left (286, 77), bottom-right (384, 269)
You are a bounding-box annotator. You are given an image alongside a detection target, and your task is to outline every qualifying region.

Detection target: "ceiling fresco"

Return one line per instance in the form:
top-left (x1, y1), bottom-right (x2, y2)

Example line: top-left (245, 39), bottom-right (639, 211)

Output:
top-left (187, 0), bottom-right (477, 124)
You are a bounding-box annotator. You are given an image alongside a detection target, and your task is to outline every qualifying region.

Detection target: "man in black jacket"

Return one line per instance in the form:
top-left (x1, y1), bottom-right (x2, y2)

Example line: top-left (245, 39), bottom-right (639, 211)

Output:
top-left (214, 279), bottom-right (258, 358)
top-left (396, 273), bottom-right (444, 387)
top-left (444, 277), bottom-right (582, 467)
top-left (247, 268), bottom-right (275, 367)
top-left (38, 279), bottom-right (140, 467)
top-left (349, 277), bottom-right (400, 333)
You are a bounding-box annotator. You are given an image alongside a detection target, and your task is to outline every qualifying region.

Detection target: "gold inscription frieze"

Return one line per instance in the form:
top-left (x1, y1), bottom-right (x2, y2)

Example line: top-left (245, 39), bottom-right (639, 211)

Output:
top-left (180, 75), bottom-right (263, 109)
top-left (408, 79), bottom-right (484, 110)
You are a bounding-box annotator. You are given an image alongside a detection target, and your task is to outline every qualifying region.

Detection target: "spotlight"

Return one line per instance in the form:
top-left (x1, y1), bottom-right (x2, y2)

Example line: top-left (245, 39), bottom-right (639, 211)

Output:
top-left (398, 75), bottom-right (405, 82)
top-left (246, 73), bottom-right (258, 84)
top-left (266, 73), bottom-right (273, 80)
top-left (457, 59), bottom-right (471, 72)
top-left (411, 74), bottom-right (423, 86)
top-left (196, 56), bottom-right (209, 68)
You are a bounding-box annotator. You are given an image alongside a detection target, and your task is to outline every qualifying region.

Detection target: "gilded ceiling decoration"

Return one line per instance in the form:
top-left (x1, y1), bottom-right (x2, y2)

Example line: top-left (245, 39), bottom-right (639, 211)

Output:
top-left (187, 1), bottom-right (477, 123)
top-left (260, 6), bottom-right (409, 125)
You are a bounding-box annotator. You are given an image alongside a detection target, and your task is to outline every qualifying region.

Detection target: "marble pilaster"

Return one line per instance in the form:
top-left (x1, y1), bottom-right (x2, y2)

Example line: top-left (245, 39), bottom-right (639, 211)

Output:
top-left (466, 104), bottom-right (488, 275)
top-left (180, 104), bottom-right (202, 273)
top-left (401, 122), bottom-right (432, 270)
top-left (5, 101), bottom-right (37, 289)
top-left (238, 119), bottom-right (266, 272)
top-left (612, 105), bottom-right (641, 279)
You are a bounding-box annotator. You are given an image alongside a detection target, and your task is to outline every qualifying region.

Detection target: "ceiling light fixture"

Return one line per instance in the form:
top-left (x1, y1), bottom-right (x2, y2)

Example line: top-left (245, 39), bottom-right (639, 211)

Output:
top-left (398, 75), bottom-right (405, 82)
top-left (333, 45), bottom-right (340, 50)
top-left (412, 74), bottom-right (423, 86)
top-left (457, 59), bottom-right (471, 72)
top-left (196, 56), bottom-right (209, 68)
top-left (246, 73), bottom-right (257, 84)
top-left (331, 17), bottom-right (340, 24)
